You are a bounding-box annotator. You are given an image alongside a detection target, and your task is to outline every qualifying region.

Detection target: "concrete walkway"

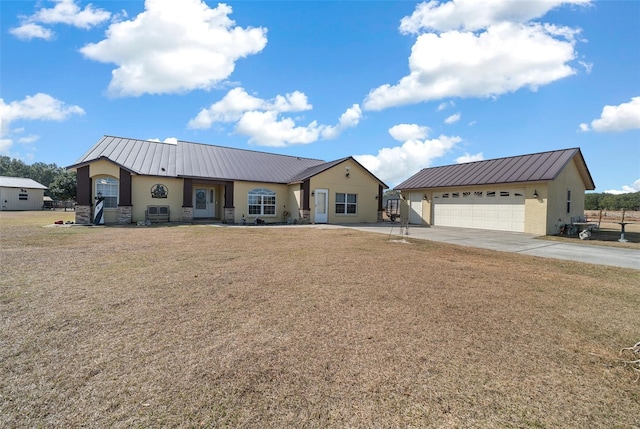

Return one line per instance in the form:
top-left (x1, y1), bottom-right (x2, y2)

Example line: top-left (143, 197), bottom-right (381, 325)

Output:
top-left (331, 223), bottom-right (639, 270)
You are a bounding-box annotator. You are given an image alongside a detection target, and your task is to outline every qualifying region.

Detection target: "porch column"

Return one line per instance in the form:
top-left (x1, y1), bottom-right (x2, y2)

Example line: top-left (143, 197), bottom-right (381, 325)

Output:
top-left (118, 168), bottom-right (132, 224)
top-left (377, 185), bottom-right (384, 222)
top-left (300, 180), bottom-right (311, 223)
top-left (181, 178), bottom-right (193, 222)
top-left (223, 181), bottom-right (235, 223)
top-left (75, 165), bottom-right (92, 224)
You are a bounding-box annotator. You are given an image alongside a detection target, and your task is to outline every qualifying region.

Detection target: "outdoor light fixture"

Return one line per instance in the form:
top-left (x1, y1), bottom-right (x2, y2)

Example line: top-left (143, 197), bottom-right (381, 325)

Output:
top-left (96, 191), bottom-right (103, 200)
top-left (345, 166), bottom-right (351, 178)
top-left (311, 191), bottom-right (315, 196)
top-left (375, 195), bottom-right (378, 199)
top-left (423, 194), bottom-right (428, 200)
top-left (533, 190), bottom-right (539, 199)
top-left (345, 172), bottom-right (350, 178)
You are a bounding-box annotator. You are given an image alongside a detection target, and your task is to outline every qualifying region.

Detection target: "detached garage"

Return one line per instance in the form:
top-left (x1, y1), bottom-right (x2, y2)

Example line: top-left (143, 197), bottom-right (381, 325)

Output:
top-left (395, 148), bottom-right (595, 235)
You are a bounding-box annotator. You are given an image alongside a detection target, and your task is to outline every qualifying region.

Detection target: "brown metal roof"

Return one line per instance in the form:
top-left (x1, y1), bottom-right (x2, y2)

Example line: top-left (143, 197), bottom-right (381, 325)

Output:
top-left (395, 148), bottom-right (595, 190)
top-left (69, 135), bottom-right (388, 186)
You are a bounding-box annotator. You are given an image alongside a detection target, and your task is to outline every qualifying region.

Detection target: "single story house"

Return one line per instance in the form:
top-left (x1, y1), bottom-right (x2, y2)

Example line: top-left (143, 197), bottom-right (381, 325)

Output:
top-left (67, 135), bottom-right (387, 225)
top-left (394, 148), bottom-right (595, 235)
top-left (0, 176), bottom-right (48, 211)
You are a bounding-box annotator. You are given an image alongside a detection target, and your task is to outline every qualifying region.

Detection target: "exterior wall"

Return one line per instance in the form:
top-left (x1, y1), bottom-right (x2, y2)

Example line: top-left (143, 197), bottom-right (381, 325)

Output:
top-left (288, 187), bottom-right (302, 222)
top-left (233, 181), bottom-right (290, 224)
top-left (308, 160), bottom-right (381, 224)
top-left (545, 159), bottom-right (587, 235)
top-left (0, 187), bottom-right (45, 211)
top-left (131, 176), bottom-right (184, 222)
top-left (524, 184), bottom-right (548, 235)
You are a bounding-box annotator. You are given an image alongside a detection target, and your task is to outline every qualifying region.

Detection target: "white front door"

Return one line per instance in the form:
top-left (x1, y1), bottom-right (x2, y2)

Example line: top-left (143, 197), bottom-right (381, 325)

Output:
top-left (315, 189), bottom-right (328, 223)
top-left (193, 187), bottom-right (215, 218)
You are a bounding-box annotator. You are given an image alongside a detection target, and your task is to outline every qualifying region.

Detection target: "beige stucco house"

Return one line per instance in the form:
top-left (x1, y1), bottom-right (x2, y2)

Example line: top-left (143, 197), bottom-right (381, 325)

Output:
top-left (68, 136), bottom-right (387, 225)
top-left (395, 148), bottom-right (595, 235)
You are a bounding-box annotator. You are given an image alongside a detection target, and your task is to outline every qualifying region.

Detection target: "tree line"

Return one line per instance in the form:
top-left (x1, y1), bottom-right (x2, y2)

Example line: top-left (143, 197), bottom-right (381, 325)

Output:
top-left (585, 192), bottom-right (640, 211)
top-left (0, 156), bottom-right (77, 201)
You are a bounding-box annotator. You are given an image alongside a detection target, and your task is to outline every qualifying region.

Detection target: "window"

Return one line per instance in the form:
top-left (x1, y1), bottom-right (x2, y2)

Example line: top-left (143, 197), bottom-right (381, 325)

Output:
top-left (96, 177), bottom-right (118, 208)
top-left (486, 191), bottom-right (496, 197)
top-left (335, 193), bottom-right (357, 214)
top-left (452, 192), bottom-right (459, 198)
top-left (19, 192), bottom-right (28, 200)
top-left (500, 191), bottom-right (510, 197)
top-left (567, 190), bottom-right (571, 214)
top-left (462, 192), bottom-right (471, 198)
top-left (248, 188), bottom-right (276, 216)
top-left (474, 191), bottom-right (483, 197)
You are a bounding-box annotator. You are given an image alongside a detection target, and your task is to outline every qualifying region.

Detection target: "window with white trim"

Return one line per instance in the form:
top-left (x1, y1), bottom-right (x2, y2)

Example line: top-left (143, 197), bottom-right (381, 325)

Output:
top-left (96, 177), bottom-right (118, 208)
top-left (335, 193), bottom-right (357, 214)
top-left (248, 188), bottom-right (276, 216)
top-left (566, 189), bottom-right (571, 213)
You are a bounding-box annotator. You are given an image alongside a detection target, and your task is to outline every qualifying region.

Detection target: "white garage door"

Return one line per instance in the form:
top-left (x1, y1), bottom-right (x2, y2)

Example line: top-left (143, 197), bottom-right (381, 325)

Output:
top-left (433, 189), bottom-right (525, 232)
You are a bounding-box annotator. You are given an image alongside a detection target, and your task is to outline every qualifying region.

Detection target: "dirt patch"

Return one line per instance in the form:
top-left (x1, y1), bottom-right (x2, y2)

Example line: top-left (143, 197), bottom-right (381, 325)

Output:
top-left (1, 212), bottom-right (639, 428)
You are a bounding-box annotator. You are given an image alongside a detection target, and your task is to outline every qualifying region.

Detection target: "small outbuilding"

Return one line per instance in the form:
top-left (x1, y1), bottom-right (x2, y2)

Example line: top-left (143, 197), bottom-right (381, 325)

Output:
top-left (0, 176), bottom-right (48, 211)
top-left (67, 135), bottom-right (388, 225)
top-left (395, 148), bottom-right (595, 235)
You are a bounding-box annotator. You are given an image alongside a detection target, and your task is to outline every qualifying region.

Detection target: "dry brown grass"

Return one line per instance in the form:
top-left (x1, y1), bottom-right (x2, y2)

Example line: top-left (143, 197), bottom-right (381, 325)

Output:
top-left (1, 212), bottom-right (639, 428)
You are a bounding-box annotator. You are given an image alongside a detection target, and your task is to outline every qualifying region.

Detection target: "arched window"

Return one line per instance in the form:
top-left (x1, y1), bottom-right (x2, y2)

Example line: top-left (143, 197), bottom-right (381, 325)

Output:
top-left (248, 188), bottom-right (276, 216)
top-left (96, 177), bottom-right (118, 209)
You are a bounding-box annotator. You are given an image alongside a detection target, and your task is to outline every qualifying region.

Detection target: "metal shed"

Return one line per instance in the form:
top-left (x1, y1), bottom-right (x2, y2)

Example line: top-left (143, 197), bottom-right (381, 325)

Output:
top-left (0, 176), bottom-right (48, 211)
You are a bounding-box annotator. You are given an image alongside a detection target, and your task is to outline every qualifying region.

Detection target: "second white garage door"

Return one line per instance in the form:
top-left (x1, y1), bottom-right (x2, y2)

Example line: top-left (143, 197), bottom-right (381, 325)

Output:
top-left (433, 189), bottom-right (525, 232)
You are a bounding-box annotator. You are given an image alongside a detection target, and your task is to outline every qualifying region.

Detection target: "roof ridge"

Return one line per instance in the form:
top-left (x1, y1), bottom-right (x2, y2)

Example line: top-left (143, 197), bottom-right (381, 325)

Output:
top-left (177, 139), bottom-right (325, 163)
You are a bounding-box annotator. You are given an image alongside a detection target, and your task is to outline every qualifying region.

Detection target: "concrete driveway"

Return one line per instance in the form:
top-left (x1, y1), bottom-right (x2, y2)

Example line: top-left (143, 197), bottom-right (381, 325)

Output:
top-left (335, 223), bottom-right (639, 270)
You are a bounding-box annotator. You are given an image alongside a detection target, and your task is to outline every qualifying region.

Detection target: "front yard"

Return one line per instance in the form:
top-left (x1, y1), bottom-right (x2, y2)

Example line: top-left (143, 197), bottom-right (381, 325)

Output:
top-left (1, 211), bottom-right (638, 428)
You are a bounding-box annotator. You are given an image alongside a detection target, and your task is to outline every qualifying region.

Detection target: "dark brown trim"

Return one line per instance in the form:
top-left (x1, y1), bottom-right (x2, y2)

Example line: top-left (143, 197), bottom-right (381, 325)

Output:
top-left (302, 179), bottom-right (311, 210)
top-left (119, 168), bottom-right (132, 206)
top-left (378, 185), bottom-right (384, 211)
top-left (76, 165), bottom-right (91, 205)
top-left (224, 181), bottom-right (234, 208)
top-left (182, 178), bottom-right (192, 207)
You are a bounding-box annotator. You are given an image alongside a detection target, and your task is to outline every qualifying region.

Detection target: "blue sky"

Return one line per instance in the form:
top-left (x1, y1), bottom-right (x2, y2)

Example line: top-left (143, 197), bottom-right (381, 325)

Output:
top-left (1, 0), bottom-right (639, 192)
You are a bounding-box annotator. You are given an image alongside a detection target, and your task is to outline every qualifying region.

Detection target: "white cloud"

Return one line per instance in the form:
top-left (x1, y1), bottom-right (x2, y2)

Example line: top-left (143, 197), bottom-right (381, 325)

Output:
top-left (79, 0), bottom-right (267, 97)
top-left (365, 1), bottom-right (588, 111)
top-left (32, 0), bottom-right (111, 28)
top-left (321, 104), bottom-right (363, 140)
top-left (9, 23), bottom-right (54, 41)
top-left (189, 88), bottom-right (362, 146)
top-left (579, 97), bottom-right (640, 132)
top-left (436, 100), bottom-right (455, 111)
top-left (18, 135), bottom-right (40, 144)
top-left (188, 88), bottom-right (311, 128)
top-left (604, 179), bottom-right (640, 195)
top-left (10, 0), bottom-right (111, 40)
top-left (0, 93), bottom-right (85, 154)
top-left (456, 152), bottom-right (483, 163)
top-left (364, 21), bottom-right (579, 110)
top-left (444, 112), bottom-right (461, 124)
top-left (399, 0), bottom-right (590, 34)
top-left (148, 137), bottom-right (178, 144)
top-left (577, 123), bottom-right (590, 132)
top-left (389, 123), bottom-right (430, 141)
top-left (354, 124), bottom-right (462, 186)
